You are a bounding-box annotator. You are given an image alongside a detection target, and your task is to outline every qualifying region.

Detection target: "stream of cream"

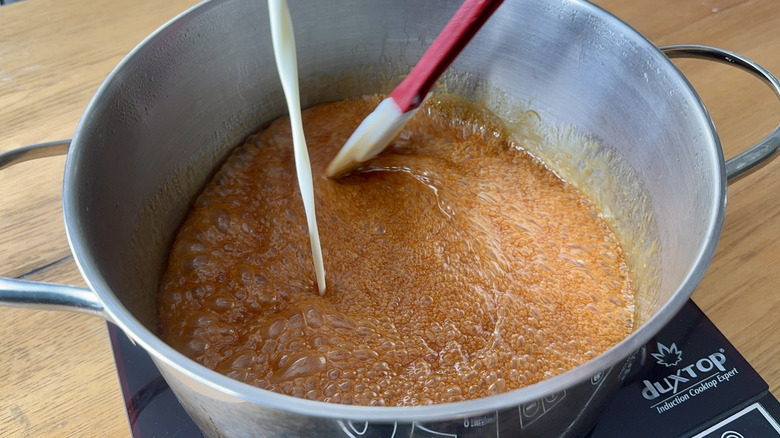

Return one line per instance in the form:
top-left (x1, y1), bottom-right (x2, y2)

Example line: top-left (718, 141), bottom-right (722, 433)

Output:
top-left (267, 0), bottom-right (326, 295)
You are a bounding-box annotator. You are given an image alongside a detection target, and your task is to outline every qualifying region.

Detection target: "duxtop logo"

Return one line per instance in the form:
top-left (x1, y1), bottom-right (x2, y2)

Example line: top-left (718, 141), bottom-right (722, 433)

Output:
top-left (642, 346), bottom-right (727, 401)
top-left (639, 340), bottom-right (740, 414)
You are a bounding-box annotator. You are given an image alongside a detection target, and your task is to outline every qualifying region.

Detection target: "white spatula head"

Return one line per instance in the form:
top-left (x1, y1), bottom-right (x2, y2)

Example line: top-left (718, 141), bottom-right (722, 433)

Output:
top-left (326, 97), bottom-right (418, 178)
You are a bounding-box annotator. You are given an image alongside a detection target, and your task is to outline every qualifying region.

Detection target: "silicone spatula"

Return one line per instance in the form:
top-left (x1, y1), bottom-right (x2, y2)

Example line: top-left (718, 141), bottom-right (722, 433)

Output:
top-left (326, 0), bottom-right (504, 178)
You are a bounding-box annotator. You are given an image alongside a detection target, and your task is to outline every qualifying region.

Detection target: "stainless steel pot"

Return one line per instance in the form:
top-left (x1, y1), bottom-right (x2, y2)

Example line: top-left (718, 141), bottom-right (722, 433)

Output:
top-left (2, 0), bottom-right (780, 436)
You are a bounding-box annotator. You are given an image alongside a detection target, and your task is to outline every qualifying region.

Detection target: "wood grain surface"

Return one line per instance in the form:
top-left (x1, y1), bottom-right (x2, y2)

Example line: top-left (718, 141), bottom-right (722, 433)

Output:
top-left (1, 0), bottom-right (778, 436)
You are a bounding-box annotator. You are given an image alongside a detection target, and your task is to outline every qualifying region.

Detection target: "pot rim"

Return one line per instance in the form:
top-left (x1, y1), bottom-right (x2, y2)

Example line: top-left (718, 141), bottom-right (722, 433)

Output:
top-left (63, 0), bottom-right (726, 422)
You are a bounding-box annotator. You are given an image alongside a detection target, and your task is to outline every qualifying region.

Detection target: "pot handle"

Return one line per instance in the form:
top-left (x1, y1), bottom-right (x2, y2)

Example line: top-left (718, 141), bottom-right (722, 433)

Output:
top-left (660, 45), bottom-right (780, 183)
top-left (0, 140), bottom-right (108, 319)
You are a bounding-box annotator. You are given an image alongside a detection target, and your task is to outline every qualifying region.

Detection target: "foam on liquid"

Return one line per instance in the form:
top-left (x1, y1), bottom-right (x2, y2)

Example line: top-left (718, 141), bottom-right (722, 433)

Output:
top-left (157, 95), bottom-right (635, 406)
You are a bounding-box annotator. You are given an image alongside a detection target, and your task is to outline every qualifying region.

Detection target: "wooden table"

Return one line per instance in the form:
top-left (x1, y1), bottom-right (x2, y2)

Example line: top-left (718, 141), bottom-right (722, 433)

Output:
top-left (1, 0), bottom-right (778, 436)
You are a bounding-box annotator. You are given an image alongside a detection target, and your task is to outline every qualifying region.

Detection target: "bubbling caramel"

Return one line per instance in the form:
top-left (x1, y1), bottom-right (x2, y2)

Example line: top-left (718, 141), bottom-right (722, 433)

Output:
top-left (158, 95), bottom-right (634, 406)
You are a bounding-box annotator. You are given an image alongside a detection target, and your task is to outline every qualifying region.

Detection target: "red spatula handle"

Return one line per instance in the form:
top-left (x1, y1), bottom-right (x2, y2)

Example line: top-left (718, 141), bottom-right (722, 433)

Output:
top-left (389, 0), bottom-right (504, 113)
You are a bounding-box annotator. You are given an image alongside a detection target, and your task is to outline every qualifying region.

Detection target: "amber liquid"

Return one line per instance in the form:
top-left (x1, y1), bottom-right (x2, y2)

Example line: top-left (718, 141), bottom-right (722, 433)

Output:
top-left (158, 95), bottom-right (634, 406)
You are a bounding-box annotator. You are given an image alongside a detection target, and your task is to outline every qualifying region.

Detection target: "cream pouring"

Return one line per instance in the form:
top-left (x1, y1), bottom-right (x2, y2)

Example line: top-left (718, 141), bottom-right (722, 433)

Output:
top-left (267, 0), bottom-right (326, 294)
